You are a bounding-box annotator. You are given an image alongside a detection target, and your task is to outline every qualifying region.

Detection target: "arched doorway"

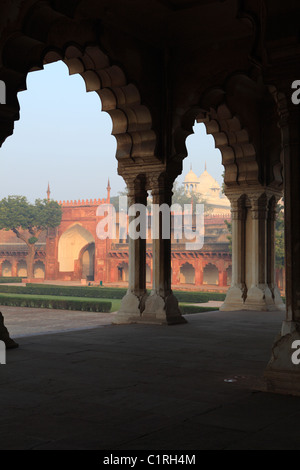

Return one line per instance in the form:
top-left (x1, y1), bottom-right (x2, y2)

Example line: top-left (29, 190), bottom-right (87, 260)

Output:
top-left (34, 261), bottom-right (45, 279)
top-left (17, 260), bottom-right (27, 277)
top-left (2, 260), bottom-right (12, 277)
top-left (203, 263), bottom-right (219, 285)
top-left (180, 263), bottom-right (195, 284)
top-left (80, 243), bottom-right (95, 281)
top-left (117, 262), bottom-right (129, 282)
top-left (58, 224), bottom-right (95, 279)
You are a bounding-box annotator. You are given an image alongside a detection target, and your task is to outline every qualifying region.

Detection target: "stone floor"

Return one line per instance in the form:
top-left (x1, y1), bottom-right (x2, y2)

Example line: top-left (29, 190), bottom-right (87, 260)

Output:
top-left (2, 307), bottom-right (300, 450)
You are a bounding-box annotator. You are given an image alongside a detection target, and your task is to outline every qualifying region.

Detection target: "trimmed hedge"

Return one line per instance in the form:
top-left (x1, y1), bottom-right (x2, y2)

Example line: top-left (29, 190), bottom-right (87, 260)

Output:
top-left (0, 284), bottom-right (285, 306)
top-left (23, 284), bottom-right (128, 299)
top-left (0, 277), bottom-right (23, 283)
top-left (0, 284), bottom-right (227, 303)
top-left (175, 291), bottom-right (226, 303)
top-left (0, 293), bottom-right (112, 312)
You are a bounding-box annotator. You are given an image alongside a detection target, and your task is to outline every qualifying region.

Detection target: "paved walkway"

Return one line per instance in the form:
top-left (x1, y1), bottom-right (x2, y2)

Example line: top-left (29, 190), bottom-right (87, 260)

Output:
top-left (2, 306), bottom-right (117, 338)
top-left (191, 300), bottom-right (223, 308)
top-left (2, 303), bottom-right (222, 339)
top-left (2, 307), bottom-right (300, 450)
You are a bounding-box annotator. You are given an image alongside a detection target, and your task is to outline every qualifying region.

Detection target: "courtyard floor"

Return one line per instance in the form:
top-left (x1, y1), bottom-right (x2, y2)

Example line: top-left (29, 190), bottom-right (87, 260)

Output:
top-left (1, 306), bottom-right (300, 450)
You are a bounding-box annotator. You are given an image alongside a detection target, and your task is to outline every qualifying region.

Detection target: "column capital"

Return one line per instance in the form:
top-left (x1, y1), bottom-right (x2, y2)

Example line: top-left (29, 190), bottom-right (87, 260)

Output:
top-left (227, 194), bottom-right (246, 221)
top-left (123, 175), bottom-right (148, 205)
top-left (247, 192), bottom-right (268, 220)
top-left (147, 172), bottom-right (174, 195)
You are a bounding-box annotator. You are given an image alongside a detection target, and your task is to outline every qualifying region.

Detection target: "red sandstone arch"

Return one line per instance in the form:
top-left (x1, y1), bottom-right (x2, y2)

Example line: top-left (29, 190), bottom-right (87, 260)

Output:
top-left (117, 261), bottom-right (128, 282)
top-left (179, 262), bottom-right (195, 285)
top-left (17, 259), bottom-right (27, 277)
top-left (203, 263), bottom-right (219, 286)
top-left (33, 260), bottom-right (45, 279)
top-left (78, 242), bottom-right (95, 281)
top-left (1, 260), bottom-right (12, 277)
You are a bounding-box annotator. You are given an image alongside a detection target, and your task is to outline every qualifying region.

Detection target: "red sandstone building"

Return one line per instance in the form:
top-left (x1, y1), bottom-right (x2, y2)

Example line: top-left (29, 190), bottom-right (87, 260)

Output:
top-left (0, 171), bottom-right (286, 292)
top-left (0, 179), bottom-right (234, 290)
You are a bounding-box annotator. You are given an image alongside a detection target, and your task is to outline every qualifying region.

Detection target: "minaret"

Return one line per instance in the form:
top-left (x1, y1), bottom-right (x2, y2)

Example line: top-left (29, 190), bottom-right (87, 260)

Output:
top-left (205, 161), bottom-right (207, 172)
top-left (106, 178), bottom-right (111, 203)
top-left (47, 182), bottom-right (51, 201)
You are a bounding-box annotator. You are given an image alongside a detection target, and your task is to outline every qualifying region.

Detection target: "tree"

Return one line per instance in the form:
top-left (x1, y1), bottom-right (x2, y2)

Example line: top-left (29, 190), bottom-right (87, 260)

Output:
top-left (0, 196), bottom-right (62, 278)
top-left (110, 189), bottom-right (128, 211)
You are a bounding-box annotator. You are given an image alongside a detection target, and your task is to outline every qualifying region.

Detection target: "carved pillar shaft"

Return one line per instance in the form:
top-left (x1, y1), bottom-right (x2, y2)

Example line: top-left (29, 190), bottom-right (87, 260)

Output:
top-left (150, 185), bottom-right (172, 297)
top-left (143, 175), bottom-right (186, 324)
top-left (245, 192), bottom-right (284, 310)
top-left (222, 190), bottom-right (284, 311)
top-left (114, 178), bottom-right (148, 324)
top-left (265, 101), bottom-right (300, 394)
top-left (221, 195), bottom-right (246, 310)
top-left (267, 198), bottom-right (277, 288)
top-left (250, 194), bottom-right (268, 287)
top-left (284, 112), bottom-right (300, 325)
top-left (231, 197), bottom-right (246, 287)
top-left (127, 187), bottom-right (147, 302)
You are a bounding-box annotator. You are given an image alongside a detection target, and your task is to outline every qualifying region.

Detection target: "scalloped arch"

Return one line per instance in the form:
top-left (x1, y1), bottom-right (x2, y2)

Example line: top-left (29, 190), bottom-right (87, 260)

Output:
top-left (0, 36), bottom-right (156, 167)
top-left (175, 101), bottom-right (259, 187)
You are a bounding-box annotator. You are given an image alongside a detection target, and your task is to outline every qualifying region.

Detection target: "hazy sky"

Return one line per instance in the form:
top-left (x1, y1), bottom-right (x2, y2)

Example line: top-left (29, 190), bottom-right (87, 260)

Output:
top-left (0, 61), bottom-right (223, 202)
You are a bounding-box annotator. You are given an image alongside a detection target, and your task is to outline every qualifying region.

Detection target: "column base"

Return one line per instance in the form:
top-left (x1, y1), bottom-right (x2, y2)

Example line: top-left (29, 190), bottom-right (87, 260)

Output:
top-left (245, 285), bottom-right (285, 311)
top-left (142, 292), bottom-right (187, 325)
top-left (220, 285), bottom-right (246, 311)
top-left (221, 284), bottom-right (285, 311)
top-left (115, 292), bottom-right (187, 325)
top-left (0, 312), bottom-right (18, 349)
top-left (113, 291), bottom-right (146, 325)
top-left (264, 325), bottom-right (300, 396)
top-left (272, 285), bottom-right (286, 310)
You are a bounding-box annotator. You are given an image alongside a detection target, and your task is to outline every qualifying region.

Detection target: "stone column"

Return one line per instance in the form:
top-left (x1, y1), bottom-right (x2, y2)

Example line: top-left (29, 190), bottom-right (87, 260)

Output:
top-left (267, 196), bottom-right (285, 309)
top-left (171, 260), bottom-right (180, 286)
top-left (143, 176), bottom-right (186, 324)
top-left (220, 195), bottom-right (246, 310)
top-left (0, 312), bottom-right (18, 349)
top-left (195, 260), bottom-right (203, 286)
top-left (245, 193), bottom-right (278, 309)
top-left (114, 181), bottom-right (148, 324)
top-left (222, 190), bottom-right (284, 311)
top-left (265, 101), bottom-right (300, 394)
top-left (218, 270), bottom-right (227, 287)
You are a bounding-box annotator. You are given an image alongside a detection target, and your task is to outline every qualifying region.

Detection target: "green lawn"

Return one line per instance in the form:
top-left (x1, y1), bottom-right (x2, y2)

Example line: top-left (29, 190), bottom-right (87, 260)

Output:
top-left (109, 299), bottom-right (121, 312)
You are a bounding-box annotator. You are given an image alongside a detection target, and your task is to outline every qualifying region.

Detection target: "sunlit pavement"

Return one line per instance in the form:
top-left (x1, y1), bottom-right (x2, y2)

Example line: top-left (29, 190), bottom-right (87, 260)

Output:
top-left (2, 307), bottom-right (300, 450)
top-left (2, 306), bottom-right (116, 338)
top-left (2, 303), bottom-right (223, 339)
